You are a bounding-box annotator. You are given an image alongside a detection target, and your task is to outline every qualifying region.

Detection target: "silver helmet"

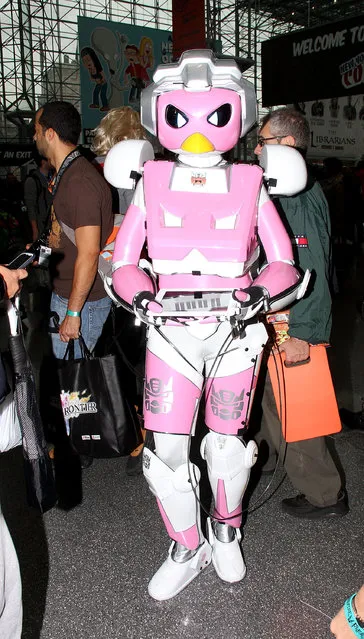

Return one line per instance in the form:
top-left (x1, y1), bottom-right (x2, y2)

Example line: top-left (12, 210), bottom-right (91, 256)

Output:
top-left (141, 49), bottom-right (257, 139)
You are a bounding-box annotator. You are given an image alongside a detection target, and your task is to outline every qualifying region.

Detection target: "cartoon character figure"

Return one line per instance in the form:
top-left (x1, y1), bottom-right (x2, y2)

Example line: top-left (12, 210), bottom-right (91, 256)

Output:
top-left (311, 99), bottom-right (324, 117)
top-left (359, 96), bottom-right (364, 121)
top-left (110, 50), bottom-right (306, 601)
top-left (139, 36), bottom-right (154, 86)
top-left (123, 44), bottom-right (144, 104)
top-left (91, 28), bottom-right (128, 108)
top-left (329, 97), bottom-right (339, 119)
top-left (343, 95), bottom-right (357, 121)
top-left (81, 46), bottom-right (109, 112)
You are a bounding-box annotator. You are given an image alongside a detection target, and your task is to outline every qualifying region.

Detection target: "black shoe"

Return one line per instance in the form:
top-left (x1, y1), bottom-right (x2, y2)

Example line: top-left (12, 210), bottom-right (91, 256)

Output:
top-left (282, 491), bottom-right (349, 519)
top-left (339, 408), bottom-right (364, 431)
top-left (126, 449), bottom-right (143, 476)
top-left (80, 454), bottom-right (93, 469)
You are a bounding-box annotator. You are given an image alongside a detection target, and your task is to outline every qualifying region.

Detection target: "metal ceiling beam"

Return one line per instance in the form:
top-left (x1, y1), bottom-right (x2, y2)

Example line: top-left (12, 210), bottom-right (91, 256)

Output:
top-left (236, 0), bottom-right (364, 28)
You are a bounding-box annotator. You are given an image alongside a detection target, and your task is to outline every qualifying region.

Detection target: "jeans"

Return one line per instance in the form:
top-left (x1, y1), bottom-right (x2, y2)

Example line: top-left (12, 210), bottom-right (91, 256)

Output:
top-left (49, 292), bottom-right (112, 359)
top-left (93, 83), bottom-right (108, 108)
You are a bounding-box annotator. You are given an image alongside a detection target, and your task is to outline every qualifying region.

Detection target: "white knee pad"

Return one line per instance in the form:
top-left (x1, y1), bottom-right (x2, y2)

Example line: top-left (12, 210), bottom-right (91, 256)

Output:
top-left (143, 446), bottom-right (201, 533)
top-left (200, 432), bottom-right (258, 514)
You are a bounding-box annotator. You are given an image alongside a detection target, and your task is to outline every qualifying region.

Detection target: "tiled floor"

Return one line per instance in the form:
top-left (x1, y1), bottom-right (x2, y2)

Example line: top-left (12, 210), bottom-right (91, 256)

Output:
top-left (0, 255), bottom-right (363, 639)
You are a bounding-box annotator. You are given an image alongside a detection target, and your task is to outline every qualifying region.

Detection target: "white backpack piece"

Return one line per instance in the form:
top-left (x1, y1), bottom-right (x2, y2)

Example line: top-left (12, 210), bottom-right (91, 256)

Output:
top-left (103, 139), bottom-right (155, 189)
top-left (259, 145), bottom-right (307, 196)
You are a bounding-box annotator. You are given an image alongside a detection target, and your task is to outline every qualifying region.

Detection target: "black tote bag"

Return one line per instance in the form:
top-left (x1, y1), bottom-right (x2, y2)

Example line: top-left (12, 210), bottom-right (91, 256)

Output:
top-left (58, 336), bottom-right (142, 458)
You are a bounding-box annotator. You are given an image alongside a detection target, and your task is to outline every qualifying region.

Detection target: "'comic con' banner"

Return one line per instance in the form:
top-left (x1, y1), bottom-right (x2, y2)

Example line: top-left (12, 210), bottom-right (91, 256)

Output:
top-left (78, 17), bottom-right (172, 142)
top-left (262, 15), bottom-right (364, 107)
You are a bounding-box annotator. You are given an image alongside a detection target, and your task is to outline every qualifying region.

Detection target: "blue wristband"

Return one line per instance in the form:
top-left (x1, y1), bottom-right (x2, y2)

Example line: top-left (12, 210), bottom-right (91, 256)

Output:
top-left (66, 309), bottom-right (81, 317)
top-left (344, 595), bottom-right (364, 638)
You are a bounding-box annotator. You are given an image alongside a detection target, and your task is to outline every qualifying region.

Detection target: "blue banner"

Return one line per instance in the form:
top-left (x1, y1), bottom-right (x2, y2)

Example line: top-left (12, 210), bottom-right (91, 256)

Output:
top-left (78, 16), bottom-right (172, 141)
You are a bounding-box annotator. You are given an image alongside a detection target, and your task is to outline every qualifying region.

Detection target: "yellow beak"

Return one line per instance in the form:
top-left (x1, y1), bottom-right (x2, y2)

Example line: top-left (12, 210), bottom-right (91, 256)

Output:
top-left (181, 133), bottom-right (215, 154)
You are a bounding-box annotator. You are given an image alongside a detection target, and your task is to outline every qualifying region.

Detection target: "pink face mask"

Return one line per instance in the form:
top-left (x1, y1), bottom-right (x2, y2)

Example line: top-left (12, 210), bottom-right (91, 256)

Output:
top-left (156, 88), bottom-right (242, 154)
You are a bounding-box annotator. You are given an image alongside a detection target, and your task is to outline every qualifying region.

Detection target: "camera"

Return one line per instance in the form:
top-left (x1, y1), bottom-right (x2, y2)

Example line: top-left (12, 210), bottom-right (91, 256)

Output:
top-left (7, 235), bottom-right (51, 270)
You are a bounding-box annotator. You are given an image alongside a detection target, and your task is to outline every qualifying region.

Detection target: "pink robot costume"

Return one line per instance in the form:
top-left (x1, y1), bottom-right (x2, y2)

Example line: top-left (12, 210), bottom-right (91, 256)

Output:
top-left (111, 50), bottom-right (304, 600)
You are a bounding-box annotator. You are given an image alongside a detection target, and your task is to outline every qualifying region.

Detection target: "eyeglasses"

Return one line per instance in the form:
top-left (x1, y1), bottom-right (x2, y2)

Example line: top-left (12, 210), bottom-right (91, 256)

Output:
top-left (257, 135), bottom-right (285, 147)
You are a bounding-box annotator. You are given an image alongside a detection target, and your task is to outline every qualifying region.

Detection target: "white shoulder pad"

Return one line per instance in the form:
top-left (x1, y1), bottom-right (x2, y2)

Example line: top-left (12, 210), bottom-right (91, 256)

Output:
top-left (259, 145), bottom-right (307, 196)
top-left (103, 139), bottom-right (155, 189)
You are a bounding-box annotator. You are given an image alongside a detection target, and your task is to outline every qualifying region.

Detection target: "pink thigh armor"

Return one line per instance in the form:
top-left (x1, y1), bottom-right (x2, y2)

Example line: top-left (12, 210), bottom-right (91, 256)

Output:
top-left (143, 320), bottom-right (268, 436)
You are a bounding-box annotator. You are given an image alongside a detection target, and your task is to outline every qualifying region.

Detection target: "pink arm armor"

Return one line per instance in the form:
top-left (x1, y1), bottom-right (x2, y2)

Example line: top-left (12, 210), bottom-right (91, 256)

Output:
top-left (254, 199), bottom-right (300, 298)
top-left (112, 203), bottom-right (154, 305)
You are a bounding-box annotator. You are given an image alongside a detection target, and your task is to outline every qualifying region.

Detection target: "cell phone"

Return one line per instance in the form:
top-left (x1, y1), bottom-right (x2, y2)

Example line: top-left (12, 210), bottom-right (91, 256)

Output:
top-left (7, 252), bottom-right (35, 270)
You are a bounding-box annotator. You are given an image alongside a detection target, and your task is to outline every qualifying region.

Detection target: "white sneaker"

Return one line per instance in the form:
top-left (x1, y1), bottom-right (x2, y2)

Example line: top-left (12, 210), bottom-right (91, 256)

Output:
top-left (148, 538), bottom-right (212, 601)
top-left (207, 518), bottom-right (246, 583)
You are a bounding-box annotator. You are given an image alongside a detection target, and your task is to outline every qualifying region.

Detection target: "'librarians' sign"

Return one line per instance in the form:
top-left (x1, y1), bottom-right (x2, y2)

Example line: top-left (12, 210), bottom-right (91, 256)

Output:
top-left (292, 96), bottom-right (364, 162)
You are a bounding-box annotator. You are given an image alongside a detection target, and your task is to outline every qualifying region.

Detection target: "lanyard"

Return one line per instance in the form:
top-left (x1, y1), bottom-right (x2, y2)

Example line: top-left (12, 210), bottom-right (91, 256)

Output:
top-left (45, 149), bottom-right (82, 247)
top-left (50, 148), bottom-right (82, 196)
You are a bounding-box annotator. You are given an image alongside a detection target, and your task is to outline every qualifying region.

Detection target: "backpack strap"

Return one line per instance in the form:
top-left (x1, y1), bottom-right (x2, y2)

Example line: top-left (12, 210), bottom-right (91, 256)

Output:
top-left (60, 220), bottom-right (126, 307)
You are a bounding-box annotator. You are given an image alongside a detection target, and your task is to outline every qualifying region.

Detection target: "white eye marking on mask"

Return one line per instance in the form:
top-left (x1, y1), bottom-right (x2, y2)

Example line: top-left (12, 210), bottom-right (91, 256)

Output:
top-left (209, 111), bottom-right (219, 126)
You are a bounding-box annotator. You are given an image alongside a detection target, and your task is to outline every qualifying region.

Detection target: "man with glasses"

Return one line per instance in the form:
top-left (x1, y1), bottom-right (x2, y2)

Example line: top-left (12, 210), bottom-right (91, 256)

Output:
top-left (254, 107), bottom-right (348, 519)
top-left (256, 134), bottom-right (286, 147)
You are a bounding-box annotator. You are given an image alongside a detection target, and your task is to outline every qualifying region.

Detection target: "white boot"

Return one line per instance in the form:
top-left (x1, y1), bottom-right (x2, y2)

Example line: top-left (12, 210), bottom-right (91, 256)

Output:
top-left (148, 538), bottom-right (212, 601)
top-left (207, 518), bottom-right (246, 583)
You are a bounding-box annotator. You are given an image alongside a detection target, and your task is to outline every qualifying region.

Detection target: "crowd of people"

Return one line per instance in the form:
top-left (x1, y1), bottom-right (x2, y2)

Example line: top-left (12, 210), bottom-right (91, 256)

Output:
top-left (0, 53), bottom-right (363, 636)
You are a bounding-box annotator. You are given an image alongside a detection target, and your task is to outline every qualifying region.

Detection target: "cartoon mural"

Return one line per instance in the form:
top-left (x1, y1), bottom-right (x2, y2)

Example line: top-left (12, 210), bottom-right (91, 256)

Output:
top-left (78, 16), bottom-right (172, 140)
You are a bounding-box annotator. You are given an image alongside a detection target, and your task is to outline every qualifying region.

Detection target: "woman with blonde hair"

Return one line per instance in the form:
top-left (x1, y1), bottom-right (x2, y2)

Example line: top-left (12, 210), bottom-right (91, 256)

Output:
top-left (92, 106), bottom-right (146, 158)
top-left (92, 106), bottom-right (147, 475)
top-left (92, 105), bottom-right (147, 218)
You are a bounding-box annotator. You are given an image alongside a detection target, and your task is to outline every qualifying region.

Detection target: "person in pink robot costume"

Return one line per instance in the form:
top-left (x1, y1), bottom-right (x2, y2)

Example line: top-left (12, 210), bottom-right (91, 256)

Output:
top-left (111, 50), bottom-right (305, 600)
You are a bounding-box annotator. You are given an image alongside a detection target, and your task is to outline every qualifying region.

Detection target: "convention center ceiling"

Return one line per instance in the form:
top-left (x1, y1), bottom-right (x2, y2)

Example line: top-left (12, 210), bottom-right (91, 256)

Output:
top-left (245, 0), bottom-right (364, 28)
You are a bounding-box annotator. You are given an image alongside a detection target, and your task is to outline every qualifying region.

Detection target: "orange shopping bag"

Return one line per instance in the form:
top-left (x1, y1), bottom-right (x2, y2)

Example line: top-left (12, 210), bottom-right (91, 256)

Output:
top-left (267, 345), bottom-right (342, 443)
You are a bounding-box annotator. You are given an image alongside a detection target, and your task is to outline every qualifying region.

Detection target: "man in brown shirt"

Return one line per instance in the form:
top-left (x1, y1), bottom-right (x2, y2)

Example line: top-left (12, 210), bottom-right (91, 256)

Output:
top-left (33, 101), bottom-right (113, 359)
